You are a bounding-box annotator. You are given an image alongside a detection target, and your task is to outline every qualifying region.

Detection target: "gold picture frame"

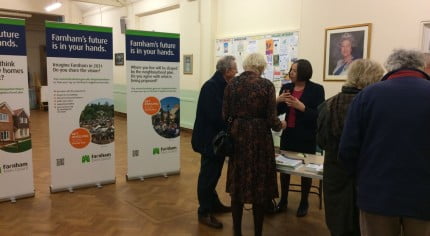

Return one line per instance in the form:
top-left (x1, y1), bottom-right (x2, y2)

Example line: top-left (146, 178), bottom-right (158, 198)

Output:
top-left (183, 54), bottom-right (193, 74)
top-left (323, 23), bottom-right (372, 81)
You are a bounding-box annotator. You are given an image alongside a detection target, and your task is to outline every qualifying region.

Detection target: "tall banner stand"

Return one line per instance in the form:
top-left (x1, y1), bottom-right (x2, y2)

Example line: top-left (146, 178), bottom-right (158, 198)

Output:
top-left (0, 18), bottom-right (34, 202)
top-left (45, 22), bottom-right (115, 192)
top-left (125, 30), bottom-right (180, 180)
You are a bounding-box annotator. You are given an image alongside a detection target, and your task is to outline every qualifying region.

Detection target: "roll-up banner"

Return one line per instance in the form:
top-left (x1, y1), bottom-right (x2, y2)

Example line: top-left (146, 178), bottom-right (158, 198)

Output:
top-left (0, 18), bottom-right (34, 202)
top-left (126, 30), bottom-right (180, 180)
top-left (46, 22), bottom-right (114, 192)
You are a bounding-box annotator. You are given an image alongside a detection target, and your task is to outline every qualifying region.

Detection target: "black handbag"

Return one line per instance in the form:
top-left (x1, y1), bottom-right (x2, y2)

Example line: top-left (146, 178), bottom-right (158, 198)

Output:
top-left (212, 80), bottom-right (237, 157)
top-left (212, 116), bottom-right (234, 157)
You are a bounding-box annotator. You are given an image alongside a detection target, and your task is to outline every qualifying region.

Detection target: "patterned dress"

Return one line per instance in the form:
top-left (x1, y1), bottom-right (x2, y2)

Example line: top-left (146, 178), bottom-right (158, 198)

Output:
top-left (223, 71), bottom-right (283, 204)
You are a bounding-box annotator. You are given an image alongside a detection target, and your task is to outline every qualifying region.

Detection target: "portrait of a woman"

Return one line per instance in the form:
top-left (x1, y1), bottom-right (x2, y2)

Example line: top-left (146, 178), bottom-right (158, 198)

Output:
top-left (332, 33), bottom-right (358, 75)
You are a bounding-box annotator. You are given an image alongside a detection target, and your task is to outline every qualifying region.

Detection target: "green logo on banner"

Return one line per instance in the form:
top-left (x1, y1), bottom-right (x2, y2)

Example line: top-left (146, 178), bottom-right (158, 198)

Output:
top-left (153, 148), bottom-right (160, 155)
top-left (81, 155), bottom-right (90, 163)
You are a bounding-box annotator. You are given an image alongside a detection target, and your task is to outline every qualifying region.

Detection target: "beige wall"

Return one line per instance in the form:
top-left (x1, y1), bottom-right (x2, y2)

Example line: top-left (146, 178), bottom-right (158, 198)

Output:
top-left (139, 8), bottom-right (180, 33)
top-left (216, 0), bottom-right (301, 39)
top-left (4, 0), bottom-right (430, 93)
top-left (300, 0), bottom-right (430, 97)
top-left (4, 0), bottom-right (430, 103)
top-left (83, 6), bottom-right (128, 84)
top-left (81, 0), bottom-right (205, 91)
top-left (179, 0), bottom-right (202, 91)
top-left (214, 0), bottom-right (430, 97)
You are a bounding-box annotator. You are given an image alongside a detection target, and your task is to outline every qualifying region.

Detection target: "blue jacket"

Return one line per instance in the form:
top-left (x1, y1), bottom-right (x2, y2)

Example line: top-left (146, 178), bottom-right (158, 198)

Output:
top-left (191, 71), bottom-right (227, 155)
top-left (339, 68), bottom-right (430, 220)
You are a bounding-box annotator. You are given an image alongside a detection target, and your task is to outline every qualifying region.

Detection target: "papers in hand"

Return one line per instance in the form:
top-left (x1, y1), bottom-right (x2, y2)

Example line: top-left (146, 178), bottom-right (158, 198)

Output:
top-left (276, 154), bottom-right (303, 170)
top-left (304, 163), bottom-right (323, 174)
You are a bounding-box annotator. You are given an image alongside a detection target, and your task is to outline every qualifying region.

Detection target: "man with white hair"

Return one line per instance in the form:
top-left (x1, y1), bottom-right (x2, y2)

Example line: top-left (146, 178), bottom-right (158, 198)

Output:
top-left (339, 49), bottom-right (430, 235)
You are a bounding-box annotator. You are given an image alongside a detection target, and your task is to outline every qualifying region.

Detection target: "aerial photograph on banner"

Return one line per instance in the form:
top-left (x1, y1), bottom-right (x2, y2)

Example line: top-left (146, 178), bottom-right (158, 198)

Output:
top-left (151, 96), bottom-right (180, 139)
top-left (79, 98), bottom-right (114, 145)
top-left (0, 102), bottom-right (31, 153)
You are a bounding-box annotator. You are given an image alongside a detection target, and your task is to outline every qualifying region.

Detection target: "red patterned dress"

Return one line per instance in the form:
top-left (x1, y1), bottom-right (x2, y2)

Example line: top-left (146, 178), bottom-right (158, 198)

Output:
top-left (223, 71), bottom-right (283, 204)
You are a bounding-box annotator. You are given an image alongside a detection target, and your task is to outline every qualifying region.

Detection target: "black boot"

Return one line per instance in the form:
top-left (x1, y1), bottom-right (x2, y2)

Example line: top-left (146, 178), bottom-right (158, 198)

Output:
top-left (253, 203), bottom-right (264, 236)
top-left (276, 173), bottom-right (290, 212)
top-left (296, 177), bottom-right (311, 217)
top-left (232, 200), bottom-right (243, 236)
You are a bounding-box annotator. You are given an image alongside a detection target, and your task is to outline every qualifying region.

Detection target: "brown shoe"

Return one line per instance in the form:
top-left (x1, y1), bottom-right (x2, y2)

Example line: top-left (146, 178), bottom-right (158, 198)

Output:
top-left (198, 214), bottom-right (223, 229)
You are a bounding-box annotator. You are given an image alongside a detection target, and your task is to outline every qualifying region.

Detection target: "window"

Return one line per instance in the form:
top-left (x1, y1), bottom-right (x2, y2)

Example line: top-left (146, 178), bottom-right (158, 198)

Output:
top-left (20, 117), bottom-right (27, 123)
top-left (20, 129), bottom-right (23, 136)
top-left (0, 113), bottom-right (8, 122)
top-left (0, 131), bottom-right (10, 140)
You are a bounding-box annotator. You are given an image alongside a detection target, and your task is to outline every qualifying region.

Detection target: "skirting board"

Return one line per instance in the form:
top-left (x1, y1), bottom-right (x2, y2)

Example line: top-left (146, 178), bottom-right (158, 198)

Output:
top-left (0, 192), bottom-right (35, 203)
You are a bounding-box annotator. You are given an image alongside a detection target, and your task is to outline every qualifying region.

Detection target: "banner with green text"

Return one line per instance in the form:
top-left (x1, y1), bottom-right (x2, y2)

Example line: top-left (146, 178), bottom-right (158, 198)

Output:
top-left (0, 18), bottom-right (34, 202)
top-left (46, 22), bottom-right (115, 192)
top-left (126, 30), bottom-right (180, 179)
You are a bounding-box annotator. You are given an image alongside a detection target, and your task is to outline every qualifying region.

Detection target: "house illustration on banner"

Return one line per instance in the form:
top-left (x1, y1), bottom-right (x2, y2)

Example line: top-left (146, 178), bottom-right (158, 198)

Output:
top-left (0, 101), bottom-right (31, 147)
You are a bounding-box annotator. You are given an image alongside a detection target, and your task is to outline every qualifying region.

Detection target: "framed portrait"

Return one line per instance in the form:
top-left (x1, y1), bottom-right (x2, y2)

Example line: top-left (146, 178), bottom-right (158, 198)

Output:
top-left (420, 21), bottom-right (430, 53)
top-left (115, 53), bottom-right (124, 66)
top-left (420, 21), bottom-right (430, 74)
top-left (324, 23), bottom-right (372, 81)
top-left (183, 54), bottom-right (193, 74)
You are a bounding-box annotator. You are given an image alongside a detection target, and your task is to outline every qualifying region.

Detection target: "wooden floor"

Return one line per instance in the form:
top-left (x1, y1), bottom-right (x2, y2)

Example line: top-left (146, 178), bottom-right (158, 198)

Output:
top-left (0, 110), bottom-right (329, 235)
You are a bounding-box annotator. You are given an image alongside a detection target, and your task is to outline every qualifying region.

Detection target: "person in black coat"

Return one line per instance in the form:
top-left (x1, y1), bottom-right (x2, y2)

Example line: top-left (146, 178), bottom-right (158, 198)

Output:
top-left (191, 55), bottom-right (237, 229)
top-left (276, 59), bottom-right (325, 217)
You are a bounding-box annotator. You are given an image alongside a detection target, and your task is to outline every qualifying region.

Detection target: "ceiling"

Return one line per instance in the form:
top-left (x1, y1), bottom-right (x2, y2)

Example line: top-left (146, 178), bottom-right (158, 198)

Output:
top-left (0, 1), bottom-right (141, 23)
top-left (73, 2), bottom-right (100, 12)
top-left (71, 0), bottom-right (136, 12)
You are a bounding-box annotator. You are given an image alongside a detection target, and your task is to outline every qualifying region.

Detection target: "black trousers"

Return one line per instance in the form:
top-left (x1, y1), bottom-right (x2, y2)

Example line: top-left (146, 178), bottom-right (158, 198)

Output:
top-left (197, 153), bottom-right (226, 216)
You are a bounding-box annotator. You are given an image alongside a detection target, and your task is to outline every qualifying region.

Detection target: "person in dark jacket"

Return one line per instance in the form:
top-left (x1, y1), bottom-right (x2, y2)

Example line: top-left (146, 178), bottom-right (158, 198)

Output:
top-left (191, 55), bottom-right (237, 229)
top-left (317, 59), bottom-right (384, 236)
top-left (339, 49), bottom-right (430, 235)
top-left (276, 59), bottom-right (325, 217)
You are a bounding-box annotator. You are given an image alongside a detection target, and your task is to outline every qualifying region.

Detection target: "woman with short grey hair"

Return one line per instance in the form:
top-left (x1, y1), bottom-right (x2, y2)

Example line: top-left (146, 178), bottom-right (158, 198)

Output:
top-left (317, 59), bottom-right (384, 236)
top-left (223, 52), bottom-right (286, 236)
top-left (345, 59), bottom-right (385, 89)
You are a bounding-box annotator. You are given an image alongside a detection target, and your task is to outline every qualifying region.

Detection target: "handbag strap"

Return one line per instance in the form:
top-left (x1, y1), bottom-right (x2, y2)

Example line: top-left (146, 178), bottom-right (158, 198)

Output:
top-left (226, 78), bottom-right (238, 132)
